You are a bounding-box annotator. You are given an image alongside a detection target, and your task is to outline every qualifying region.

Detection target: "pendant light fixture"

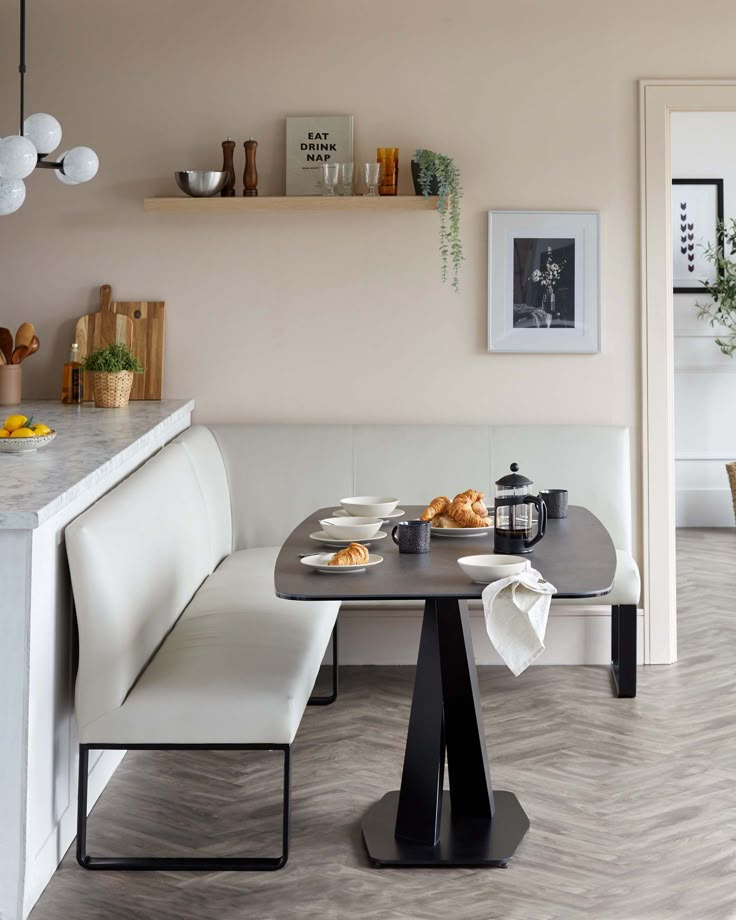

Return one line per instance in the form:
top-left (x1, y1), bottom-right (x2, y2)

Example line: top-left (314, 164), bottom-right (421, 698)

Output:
top-left (0, 0), bottom-right (98, 215)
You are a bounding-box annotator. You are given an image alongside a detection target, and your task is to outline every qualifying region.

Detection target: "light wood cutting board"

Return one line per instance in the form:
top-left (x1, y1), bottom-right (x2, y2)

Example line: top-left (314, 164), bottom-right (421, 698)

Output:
top-left (75, 285), bottom-right (134, 401)
top-left (111, 297), bottom-right (166, 400)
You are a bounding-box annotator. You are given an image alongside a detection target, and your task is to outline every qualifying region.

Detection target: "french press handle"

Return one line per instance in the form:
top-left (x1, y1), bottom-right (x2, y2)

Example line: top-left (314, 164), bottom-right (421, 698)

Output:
top-left (523, 495), bottom-right (547, 549)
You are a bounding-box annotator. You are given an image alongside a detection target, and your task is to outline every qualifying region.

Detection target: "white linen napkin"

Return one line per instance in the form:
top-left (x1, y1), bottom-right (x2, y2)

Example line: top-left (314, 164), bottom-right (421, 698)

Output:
top-left (481, 567), bottom-right (557, 676)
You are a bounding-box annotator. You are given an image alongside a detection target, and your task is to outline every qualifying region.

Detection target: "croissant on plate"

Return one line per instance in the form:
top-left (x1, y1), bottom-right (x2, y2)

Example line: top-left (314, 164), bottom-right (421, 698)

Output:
top-left (329, 543), bottom-right (370, 566)
top-left (447, 488), bottom-right (491, 528)
top-left (420, 495), bottom-right (450, 521)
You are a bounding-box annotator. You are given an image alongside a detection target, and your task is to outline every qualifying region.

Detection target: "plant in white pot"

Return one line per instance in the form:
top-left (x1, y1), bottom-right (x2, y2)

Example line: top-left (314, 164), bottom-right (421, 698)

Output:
top-left (82, 343), bottom-right (143, 408)
top-left (411, 148), bottom-right (463, 291)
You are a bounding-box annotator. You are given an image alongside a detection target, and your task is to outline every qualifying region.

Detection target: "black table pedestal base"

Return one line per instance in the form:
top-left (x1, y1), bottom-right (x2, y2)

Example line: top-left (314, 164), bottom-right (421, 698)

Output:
top-left (362, 790), bottom-right (529, 868)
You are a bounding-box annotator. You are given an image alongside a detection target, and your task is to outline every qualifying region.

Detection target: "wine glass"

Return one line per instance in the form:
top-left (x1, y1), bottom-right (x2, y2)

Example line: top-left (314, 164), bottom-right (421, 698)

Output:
top-left (339, 162), bottom-right (354, 196)
top-left (364, 162), bottom-right (380, 197)
top-left (321, 163), bottom-right (340, 197)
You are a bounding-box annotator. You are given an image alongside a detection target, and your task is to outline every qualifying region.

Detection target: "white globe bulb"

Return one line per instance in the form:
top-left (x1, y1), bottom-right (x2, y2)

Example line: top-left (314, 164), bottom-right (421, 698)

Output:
top-left (54, 154), bottom-right (79, 184)
top-left (61, 146), bottom-right (98, 183)
top-left (0, 178), bottom-right (26, 215)
top-left (23, 113), bottom-right (62, 156)
top-left (0, 135), bottom-right (37, 179)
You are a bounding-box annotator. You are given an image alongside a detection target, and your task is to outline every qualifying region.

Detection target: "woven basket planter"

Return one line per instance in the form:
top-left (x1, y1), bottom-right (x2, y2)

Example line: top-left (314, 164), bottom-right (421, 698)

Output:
top-left (726, 462), bottom-right (736, 523)
top-left (93, 371), bottom-right (134, 408)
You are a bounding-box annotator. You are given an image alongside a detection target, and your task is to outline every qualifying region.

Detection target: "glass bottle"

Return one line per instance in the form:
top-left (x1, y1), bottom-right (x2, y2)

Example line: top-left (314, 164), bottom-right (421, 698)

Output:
top-left (61, 342), bottom-right (83, 404)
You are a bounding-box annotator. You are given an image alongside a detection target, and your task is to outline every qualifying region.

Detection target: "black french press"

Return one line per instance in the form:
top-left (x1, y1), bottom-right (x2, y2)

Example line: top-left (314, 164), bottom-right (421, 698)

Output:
top-left (493, 463), bottom-right (547, 554)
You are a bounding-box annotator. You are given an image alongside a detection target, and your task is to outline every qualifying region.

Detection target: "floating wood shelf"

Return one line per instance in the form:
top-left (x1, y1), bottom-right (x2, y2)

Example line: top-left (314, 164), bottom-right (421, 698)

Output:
top-left (143, 195), bottom-right (438, 213)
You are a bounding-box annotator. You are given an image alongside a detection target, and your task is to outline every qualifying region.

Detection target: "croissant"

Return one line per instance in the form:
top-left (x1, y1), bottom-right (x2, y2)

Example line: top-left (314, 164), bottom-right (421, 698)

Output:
top-left (472, 499), bottom-right (488, 518)
top-left (329, 543), bottom-right (370, 566)
top-left (448, 490), bottom-right (491, 528)
top-left (420, 496), bottom-right (450, 521)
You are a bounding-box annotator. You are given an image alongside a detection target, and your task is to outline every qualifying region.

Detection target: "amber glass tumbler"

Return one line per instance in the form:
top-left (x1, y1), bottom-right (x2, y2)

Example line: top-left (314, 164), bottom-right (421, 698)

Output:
top-left (377, 147), bottom-right (399, 196)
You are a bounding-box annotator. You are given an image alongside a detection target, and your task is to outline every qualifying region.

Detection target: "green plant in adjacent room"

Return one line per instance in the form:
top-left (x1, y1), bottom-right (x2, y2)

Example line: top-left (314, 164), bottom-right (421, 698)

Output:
top-left (413, 148), bottom-right (463, 291)
top-left (697, 219), bottom-right (736, 356)
top-left (81, 343), bottom-right (143, 373)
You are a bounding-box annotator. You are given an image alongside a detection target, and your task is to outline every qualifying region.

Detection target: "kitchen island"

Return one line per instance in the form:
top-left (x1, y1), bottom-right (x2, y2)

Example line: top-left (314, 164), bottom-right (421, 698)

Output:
top-left (0, 400), bottom-right (194, 920)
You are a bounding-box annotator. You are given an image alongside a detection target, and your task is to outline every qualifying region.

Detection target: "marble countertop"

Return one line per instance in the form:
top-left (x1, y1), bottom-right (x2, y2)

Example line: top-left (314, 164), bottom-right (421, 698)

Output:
top-left (0, 400), bottom-right (194, 529)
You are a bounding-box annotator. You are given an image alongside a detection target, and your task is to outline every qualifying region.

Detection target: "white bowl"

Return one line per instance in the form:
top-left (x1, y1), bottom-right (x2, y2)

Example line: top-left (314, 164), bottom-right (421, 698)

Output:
top-left (340, 496), bottom-right (399, 517)
top-left (0, 430), bottom-right (56, 454)
top-left (457, 554), bottom-right (530, 584)
top-left (319, 516), bottom-right (383, 540)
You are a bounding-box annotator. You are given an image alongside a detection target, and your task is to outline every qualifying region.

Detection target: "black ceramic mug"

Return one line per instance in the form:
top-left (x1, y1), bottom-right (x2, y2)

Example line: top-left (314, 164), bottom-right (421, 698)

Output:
top-left (540, 489), bottom-right (568, 519)
top-left (392, 519), bottom-right (431, 554)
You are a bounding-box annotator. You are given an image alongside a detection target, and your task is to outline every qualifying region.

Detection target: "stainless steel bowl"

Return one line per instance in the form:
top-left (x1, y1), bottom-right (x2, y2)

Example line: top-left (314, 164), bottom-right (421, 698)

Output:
top-left (175, 170), bottom-right (228, 198)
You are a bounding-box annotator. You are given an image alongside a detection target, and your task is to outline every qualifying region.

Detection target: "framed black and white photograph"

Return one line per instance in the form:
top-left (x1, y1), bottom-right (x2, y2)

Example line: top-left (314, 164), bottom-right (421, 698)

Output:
top-left (488, 211), bottom-right (600, 353)
top-left (672, 178), bottom-right (724, 293)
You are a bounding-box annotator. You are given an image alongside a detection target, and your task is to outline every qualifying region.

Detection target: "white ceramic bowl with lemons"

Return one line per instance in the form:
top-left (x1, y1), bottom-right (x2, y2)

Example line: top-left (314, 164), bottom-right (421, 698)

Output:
top-left (0, 414), bottom-right (56, 453)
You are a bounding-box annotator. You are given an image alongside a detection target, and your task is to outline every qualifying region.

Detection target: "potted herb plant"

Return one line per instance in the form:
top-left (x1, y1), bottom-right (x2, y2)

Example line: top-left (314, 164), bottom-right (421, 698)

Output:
top-left (697, 219), bottom-right (736, 355)
top-left (82, 343), bottom-right (143, 408)
top-left (411, 149), bottom-right (463, 291)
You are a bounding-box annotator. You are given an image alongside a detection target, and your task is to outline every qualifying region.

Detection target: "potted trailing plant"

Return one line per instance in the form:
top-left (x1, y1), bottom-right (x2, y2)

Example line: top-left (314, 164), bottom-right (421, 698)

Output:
top-left (697, 219), bottom-right (736, 355)
top-left (411, 149), bottom-right (463, 291)
top-left (82, 343), bottom-right (143, 408)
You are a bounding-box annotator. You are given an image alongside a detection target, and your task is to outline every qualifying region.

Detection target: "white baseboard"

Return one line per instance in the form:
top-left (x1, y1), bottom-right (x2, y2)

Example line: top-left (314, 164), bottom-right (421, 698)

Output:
top-left (676, 487), bottom-right (735, 527)
top-left (330, 607), bottom-right (644, 666)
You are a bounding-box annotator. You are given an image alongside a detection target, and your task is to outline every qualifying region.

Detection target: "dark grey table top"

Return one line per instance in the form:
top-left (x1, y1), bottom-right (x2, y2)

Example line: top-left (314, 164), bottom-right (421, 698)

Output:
top-left (274, 505), bottom-right (616, 602)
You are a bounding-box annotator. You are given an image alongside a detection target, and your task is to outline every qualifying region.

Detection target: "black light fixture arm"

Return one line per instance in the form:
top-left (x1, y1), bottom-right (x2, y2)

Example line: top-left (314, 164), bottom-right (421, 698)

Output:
top-left (17, 0), bottom-right (61, 169)
top-left (18, 0), bottom-right (26, 135)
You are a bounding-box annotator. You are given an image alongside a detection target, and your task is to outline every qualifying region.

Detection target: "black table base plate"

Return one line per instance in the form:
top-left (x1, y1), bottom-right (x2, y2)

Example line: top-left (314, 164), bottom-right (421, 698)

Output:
top-left (362, 791), bottom-right (529, 868)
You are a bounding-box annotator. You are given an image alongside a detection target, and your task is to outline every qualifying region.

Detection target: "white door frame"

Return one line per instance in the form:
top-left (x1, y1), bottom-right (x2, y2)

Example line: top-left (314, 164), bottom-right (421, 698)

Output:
top-left (640, 79), bottom-right (736, 664)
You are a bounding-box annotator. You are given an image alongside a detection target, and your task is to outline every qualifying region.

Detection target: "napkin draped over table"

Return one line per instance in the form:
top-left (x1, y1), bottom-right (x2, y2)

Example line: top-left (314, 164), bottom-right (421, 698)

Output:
top-left (481, 567), bottom-right (557, 676)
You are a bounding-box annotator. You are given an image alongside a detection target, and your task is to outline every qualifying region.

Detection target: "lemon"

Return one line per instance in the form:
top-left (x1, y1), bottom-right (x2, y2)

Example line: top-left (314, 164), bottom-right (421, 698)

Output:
top-left (4, 415), bottom-right (28, 433)
top-left (32, 423), bottom-right (51, 436)
top-left (0, 430), bottom-right (9, 438)
top-left (10, 427), bottom-right (35, 438)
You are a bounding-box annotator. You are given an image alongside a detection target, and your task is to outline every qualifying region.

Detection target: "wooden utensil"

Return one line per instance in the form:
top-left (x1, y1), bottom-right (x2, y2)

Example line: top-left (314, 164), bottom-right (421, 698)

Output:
top-left (111, 296), bottom-right (165, 400)
top-left (26, 334), bottom-right (40, 358)
top-left (15, 322), bottom-right (35, 349)
top-left (0, 328), bottom-right (15, 364)
top-left (75, 284), bottom-right (134, 400)
top-left (11, 345), bottom-right (29, 364)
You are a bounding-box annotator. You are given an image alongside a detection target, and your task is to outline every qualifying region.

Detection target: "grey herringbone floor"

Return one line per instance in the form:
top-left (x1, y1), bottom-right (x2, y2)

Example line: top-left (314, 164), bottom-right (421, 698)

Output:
top-left (30, 529), bottom-right (736, 920)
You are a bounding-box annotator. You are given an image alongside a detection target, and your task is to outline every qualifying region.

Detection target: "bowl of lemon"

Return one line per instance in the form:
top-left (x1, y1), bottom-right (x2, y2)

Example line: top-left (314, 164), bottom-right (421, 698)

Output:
top-left (0, 415), bottom-right (56, 453)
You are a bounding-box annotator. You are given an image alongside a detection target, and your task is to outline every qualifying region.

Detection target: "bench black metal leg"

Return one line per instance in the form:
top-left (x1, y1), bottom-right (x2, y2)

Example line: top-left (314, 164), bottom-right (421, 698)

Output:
top-left (308, 621), bottom-right (339, 706)
top-left (76, 743), bottom-right (290, 870)
top-left (610, 604), bottom-right (637, 698)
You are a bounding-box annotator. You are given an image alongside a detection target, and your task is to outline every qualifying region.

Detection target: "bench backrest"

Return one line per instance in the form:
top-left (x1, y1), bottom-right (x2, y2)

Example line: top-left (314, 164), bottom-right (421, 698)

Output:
top-left (208, 424), bottom-right (632, 553)
top-left (67, 426), bottom-right (231, 733)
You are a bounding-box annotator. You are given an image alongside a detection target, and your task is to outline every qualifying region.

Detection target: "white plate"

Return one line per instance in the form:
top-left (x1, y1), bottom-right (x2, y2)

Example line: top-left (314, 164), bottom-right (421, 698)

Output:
top-left (430, 523), bottom-right (494, 537)
top-left (332, 508), bottom-right (405, 521)
top-left (309, 530), bottom-right (388, 547)
top-left (300, 552), bottom-right (384, 573)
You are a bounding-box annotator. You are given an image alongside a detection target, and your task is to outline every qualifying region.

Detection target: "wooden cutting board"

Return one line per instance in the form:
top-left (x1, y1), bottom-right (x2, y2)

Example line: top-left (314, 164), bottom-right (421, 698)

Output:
top-left (75, 285), bottom-right (134, 401)
top-left (111, 296), bottom-right (166, 400)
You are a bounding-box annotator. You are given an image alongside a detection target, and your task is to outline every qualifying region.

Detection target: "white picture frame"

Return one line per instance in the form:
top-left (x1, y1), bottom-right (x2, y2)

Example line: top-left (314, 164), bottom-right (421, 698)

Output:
top-left (488, 210), bottom-right (600, 354)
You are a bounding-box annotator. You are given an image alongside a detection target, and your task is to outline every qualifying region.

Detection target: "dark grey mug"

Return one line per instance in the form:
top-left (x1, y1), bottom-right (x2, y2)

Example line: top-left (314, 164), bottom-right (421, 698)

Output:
top-left (540, 489), bottom-right (568, 519)
top-left (392, 519), bottom-right (431, 553)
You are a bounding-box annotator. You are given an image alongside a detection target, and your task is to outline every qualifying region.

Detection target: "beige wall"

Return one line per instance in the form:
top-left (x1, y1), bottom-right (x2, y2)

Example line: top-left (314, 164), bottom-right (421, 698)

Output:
top-left (2, 0), bottom-right (733, 550)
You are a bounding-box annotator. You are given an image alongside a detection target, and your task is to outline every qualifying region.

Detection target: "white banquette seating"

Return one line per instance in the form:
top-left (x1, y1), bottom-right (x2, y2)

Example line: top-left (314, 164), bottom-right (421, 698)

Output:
top-left (66, 422), bottom-right (639, 870)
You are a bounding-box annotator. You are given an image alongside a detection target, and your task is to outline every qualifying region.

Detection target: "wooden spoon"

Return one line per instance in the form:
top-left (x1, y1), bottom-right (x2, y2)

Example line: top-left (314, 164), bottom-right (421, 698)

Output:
top-left (15, 322), bottom-right (35, 349)
top-left (25, 334), bottom-right (40, 358)
top-left (11, 345), bottom-right (29, 364)
top-left (0, 328), bottom-right (13, 364)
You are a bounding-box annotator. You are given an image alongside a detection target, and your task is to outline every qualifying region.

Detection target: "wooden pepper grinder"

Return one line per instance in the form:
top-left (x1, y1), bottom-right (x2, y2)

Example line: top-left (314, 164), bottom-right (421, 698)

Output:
top-left (243, 138), bottom-right (258, 197)
top-left (221, 138), bottom-right (236, 197)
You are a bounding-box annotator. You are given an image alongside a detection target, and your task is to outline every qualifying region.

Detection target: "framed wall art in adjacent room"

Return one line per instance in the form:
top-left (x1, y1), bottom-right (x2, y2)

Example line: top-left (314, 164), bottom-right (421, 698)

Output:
top-left (672, 178), bottom-right (724, 293)
top-left (488, 210), bottom-right (600, 354)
